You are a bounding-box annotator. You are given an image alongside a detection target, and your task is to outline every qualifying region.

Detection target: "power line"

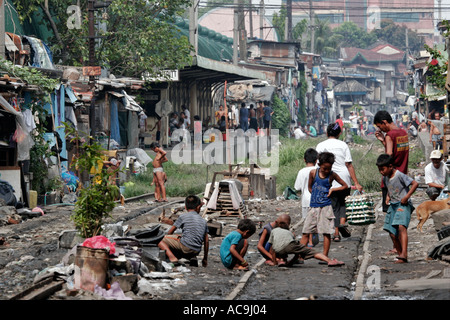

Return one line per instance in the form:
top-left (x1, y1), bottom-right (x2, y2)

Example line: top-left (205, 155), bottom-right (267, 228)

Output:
top-left (198, 2), bottom-right (450, 14)
top-left (198, 6), bottom-right (450, 24)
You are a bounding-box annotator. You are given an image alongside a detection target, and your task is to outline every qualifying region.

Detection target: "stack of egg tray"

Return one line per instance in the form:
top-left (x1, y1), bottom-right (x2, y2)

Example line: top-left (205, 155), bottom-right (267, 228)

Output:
top-left (345, 193), bottom-right (376, 225)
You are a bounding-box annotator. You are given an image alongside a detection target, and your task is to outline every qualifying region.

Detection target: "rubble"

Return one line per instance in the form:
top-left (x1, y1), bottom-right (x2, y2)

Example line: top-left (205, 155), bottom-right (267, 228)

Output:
top-left (0, 159), bottom-right (449, 300)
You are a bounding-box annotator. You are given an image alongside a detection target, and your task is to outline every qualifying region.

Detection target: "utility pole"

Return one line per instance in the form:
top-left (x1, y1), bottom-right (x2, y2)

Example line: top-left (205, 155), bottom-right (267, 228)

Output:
top-left (189, 0), bottom-right (199, 56)
top-left (0, 0), bottom-right (5, 59)
top-left (233, 0), bottom-right (239, 65)
top-left (249, 2), bottom-right (253, 38)
top-left (88, 0), bottom-right (96, 136)
top-left (309, 0), bottom-right (315, 53)
top-left (238, 0), bottom-right (247, 62)
top-left (87, 0), bottom-right (111, 137)
top-left (438, 0), bottom-right (442, 22)
top-left (259, 0), bottom-right (264, 39)
top-left (286, 0), bottom-right (292, 41)
top-left (405, 28), bottom-right (409, 56)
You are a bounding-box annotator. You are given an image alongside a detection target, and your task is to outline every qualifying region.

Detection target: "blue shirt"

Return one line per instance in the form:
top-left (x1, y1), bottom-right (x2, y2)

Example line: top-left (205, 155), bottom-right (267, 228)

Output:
top-left (220, 230), bottom-right (242, 268)
top-left (263, 107), bottom-right (273, 121)
top-left (310, 169), bottom-right (332, 207)
top-left (239, 107), bottom-right (249, 121)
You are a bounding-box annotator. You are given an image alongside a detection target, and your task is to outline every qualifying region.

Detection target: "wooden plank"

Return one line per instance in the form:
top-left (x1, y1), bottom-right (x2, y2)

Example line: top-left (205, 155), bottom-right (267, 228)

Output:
top-left (389, 278), bottom-right (450, 291)
top-left (10, 278), bottom-right (64, 300)
top-left (444, 268), bottom-right (450, 278)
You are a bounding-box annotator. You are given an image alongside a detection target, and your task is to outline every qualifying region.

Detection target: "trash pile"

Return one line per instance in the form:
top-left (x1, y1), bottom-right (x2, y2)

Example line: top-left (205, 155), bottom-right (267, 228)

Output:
top-left (15, 222), bottom-right (194, 300)
top-left (427, 210), bottom-right (450, 262)
top-left (0, 205), bottom-right (45, 226)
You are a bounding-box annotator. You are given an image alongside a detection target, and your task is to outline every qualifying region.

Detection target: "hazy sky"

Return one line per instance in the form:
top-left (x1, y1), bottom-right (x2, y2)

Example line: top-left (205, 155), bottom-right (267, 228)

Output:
top-left (437, 0), bottom-right (450, 20)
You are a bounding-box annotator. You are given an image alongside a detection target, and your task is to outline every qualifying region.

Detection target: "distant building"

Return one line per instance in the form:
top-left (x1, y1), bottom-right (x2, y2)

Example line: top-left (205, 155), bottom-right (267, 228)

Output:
top-left (291, 0), bottom-right (436, 44)
top-left (198, 7), bottom-right (279, 41)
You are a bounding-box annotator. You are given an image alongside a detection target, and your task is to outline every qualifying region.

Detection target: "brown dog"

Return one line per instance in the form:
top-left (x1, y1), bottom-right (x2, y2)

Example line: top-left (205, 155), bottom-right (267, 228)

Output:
top-left (416, 198), bottom-right (450, 232)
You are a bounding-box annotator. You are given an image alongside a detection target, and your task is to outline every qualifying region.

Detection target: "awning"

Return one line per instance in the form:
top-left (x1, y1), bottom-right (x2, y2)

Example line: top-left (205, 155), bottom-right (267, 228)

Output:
top-left (179, 56), bottom-right (268, 84)
top-left (121, 90), bottom-right (142, 112)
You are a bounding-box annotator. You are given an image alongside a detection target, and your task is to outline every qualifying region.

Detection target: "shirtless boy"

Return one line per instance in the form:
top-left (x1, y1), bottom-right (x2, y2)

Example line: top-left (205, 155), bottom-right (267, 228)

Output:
top-left (150, 142), bottom-right (168, 202)
top-left (428, 119), bottom-right (442, 150)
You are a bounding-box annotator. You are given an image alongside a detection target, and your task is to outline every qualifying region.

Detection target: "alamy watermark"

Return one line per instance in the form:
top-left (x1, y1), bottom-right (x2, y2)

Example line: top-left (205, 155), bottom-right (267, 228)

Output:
top-left (367, 6), bottom-right (381, 31)
top-left (169, 122), bottom-right (280, 175)
top-left (366, 265), bottom-right (381, 291)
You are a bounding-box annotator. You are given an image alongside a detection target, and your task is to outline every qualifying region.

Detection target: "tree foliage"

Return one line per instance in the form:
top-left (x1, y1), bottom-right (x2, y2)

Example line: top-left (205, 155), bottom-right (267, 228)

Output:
top-left (13, 0), bottom-right (193, 78)
top-left (65, 123), bottom-right (119, 238)
top-left (371, 19), bottom-right (424, 54)
top-left (333, 22), bottom-right (377, 49)
top-left (271, 95), bottom-right (291, 137)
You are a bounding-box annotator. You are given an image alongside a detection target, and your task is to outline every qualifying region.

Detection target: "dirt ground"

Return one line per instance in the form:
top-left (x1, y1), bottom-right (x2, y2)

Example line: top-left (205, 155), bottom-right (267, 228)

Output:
top-left (0, 186), bottom-right (449, 306)
top-left (0, 137), bottom-right (449, 303)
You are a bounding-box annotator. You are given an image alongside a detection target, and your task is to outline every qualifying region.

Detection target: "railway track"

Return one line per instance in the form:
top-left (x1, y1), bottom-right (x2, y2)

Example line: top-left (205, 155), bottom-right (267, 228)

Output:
top-left (7, 193), bottom-right (186, 300)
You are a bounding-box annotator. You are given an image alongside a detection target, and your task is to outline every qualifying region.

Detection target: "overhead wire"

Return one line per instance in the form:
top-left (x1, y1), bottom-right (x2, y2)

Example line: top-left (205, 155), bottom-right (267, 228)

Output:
top-left (197, 2), bottom-right (450, 23)
top-left (198, 1), bottom-right (450, 21)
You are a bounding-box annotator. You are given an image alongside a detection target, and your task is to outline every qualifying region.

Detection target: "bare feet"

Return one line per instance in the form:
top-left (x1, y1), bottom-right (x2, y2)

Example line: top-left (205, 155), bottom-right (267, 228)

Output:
top-left (233, 265), bottom-right (249, 271)
top-left (327, 259), bottom-right (345, 267)
top-left (386, 248), bottom-right (398, 255)
top-left (264, 260), bottom-right (275, 266)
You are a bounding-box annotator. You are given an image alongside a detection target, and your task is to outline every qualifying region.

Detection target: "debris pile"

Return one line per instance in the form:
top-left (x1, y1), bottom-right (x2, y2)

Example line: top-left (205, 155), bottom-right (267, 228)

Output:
top-left (10, 221), bottom-right (194, 300)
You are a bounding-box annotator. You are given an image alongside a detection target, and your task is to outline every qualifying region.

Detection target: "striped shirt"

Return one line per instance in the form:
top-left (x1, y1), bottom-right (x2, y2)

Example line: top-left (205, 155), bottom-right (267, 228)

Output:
top-left (174, 211), bottom-right (209, 252)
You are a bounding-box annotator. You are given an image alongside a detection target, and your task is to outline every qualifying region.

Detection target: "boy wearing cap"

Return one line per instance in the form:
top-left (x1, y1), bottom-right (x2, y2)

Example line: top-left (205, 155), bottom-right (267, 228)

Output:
top-left (424, 150), bottom-right (448, 201)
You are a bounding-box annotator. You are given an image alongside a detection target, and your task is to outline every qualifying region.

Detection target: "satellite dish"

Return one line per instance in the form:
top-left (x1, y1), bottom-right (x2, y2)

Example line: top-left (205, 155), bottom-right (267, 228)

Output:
top-left (155, 99), bottom-right (173, 117)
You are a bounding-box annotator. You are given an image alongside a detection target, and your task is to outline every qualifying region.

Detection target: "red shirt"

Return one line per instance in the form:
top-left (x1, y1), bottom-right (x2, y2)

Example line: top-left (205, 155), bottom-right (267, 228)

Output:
top-left (380, 128), bottom-right (409, 188)
top-left (387, 128), bottom-right (409, 174)
top-left (336, 119), bottom-right (344, 128)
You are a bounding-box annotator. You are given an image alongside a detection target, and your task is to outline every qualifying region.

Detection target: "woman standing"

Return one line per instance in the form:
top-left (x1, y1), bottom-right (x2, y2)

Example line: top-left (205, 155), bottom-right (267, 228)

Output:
top-left (316, 123), bottom-right (363, 241)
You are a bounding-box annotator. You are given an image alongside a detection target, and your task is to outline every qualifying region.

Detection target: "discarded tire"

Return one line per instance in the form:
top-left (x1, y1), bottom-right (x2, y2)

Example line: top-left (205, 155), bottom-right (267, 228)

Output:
top-left (438, 225), bottom-right (450, 241)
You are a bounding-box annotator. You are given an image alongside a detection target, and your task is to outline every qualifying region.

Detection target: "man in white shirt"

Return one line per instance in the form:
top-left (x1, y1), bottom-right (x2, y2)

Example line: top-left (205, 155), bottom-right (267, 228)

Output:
top-left (349, 111), bottom-right (358, 135)
top-left (425, 150), bottom-right (448, 200)
top-left (181, 105), bottom-right (191, 128)
top-left (293, 126), bottom-right (306, 139)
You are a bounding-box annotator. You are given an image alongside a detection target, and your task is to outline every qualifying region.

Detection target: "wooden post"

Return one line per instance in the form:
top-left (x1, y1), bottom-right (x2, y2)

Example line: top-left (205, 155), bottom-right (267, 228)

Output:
top-left (0, 0), bottom-right (5, 59)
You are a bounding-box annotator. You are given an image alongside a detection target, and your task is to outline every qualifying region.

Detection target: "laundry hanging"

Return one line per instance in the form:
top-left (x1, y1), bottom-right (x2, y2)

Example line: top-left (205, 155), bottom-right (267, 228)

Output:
top-left (110, 97), bottom-right (121, 146)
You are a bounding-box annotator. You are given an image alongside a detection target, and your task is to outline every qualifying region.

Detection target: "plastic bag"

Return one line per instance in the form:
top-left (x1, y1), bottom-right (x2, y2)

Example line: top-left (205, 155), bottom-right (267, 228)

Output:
top-left (82, 235), bottom-right (116, 254)
top-left (127, 148), bottom-right (152, 166)
top-left (283, 186), bottom-right (299, 200)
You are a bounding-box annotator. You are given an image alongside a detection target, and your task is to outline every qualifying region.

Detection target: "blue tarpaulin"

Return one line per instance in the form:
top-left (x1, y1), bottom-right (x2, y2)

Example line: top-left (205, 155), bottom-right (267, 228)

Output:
top-left (110, 97), bottom-right (121, 146)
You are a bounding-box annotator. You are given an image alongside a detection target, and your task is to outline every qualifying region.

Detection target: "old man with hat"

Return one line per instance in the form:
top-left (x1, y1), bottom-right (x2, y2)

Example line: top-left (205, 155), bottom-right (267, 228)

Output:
top-left (424, 150), bottom-right (448, 201)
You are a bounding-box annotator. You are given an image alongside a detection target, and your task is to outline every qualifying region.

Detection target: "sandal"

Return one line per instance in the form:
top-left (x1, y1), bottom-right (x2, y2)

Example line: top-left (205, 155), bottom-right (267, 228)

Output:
top-left (166, 259), bottom-right (183, 266)
top-left (264, 260), bottom-right (275, 266)
top-left (394, 257), bottom-right (408, 264)
top-left (333, 235), bottom-right (341, 242)
top-left (233, 265), bottom-right (249, 271)
top-left (312, 233), bottom-right (319, 246)
top-left (338, 224), bottom-right (351, 238)
top-left (327, 259), bottom-right (345, 267)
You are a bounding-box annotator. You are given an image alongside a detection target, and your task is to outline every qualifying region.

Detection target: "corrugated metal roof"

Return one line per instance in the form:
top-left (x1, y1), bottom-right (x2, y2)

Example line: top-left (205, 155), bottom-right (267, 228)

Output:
top-left (334, 80), bottom-right (371, 94)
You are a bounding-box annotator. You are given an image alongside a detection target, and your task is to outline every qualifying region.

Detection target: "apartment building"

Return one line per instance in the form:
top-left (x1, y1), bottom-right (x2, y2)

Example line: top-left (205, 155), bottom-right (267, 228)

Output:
top-left (291, 0), bottom-right (436, 40)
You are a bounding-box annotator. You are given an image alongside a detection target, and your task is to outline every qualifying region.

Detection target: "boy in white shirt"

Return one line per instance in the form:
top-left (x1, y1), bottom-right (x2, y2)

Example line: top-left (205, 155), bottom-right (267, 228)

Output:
top-left (294, 148), bottom-right (319, 247)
